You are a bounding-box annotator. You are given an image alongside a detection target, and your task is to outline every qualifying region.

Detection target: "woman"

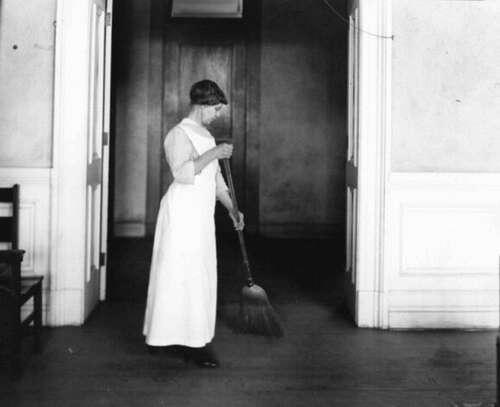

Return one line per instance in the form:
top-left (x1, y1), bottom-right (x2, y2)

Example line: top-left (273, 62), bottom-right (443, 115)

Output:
top-left (143, 80), bottom-right (244, 368)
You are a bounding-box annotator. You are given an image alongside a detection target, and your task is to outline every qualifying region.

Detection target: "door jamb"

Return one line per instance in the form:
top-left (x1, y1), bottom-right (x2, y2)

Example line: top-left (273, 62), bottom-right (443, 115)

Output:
top-left (350, 0), bottom-right (392, 328)
top-left (52, 0), bottom-right (95, 325)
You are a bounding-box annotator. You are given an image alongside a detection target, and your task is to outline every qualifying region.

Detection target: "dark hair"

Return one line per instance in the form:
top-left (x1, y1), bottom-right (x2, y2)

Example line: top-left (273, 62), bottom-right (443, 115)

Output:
top-left (189, 80), bottom-right (228, 106)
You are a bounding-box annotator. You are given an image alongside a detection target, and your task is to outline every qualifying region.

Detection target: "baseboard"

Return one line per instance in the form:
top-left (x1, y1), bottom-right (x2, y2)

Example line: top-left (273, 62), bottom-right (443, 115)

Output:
top-left (388, 309), bottom-right (499, 329)
top-left (114, 221), bottom-right (146, 237)
top-left (259, 223), bottom-right (343, 239)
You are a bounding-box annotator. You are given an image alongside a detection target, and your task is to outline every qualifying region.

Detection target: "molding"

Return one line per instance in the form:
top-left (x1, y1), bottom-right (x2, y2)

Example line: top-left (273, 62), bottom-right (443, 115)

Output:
top-left (0, 167), bottom-right (51, 280)
top-left (51, 0), bottom-right (94, 325)
top-left (398, 204), bottom-right (500, 277)
top-left (353, 0), bottom-right (393, 328)
top-left (390, 172), bottom-right (500, 189)
top-left (388, 310), bottom-right (498, 329)
top-left (0, 167), bottom-right (51, 184)
top-left (356, 290), bottom-right (386, 327)
top-left (385, 171), bottom-right (500, 328)
top-left (47, 289), bottom-right (84, 326)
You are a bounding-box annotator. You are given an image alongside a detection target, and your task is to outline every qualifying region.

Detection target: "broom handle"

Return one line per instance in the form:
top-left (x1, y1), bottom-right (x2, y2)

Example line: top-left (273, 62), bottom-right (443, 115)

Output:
top-left (222, 158), bottom-right (254, 287)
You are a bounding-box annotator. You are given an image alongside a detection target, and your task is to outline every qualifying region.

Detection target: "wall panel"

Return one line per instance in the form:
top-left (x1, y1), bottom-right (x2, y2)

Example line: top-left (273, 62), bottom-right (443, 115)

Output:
top-left (386, 173), bottom-right (500, 328)
top-left (0, 168), bottom-right (51, 323)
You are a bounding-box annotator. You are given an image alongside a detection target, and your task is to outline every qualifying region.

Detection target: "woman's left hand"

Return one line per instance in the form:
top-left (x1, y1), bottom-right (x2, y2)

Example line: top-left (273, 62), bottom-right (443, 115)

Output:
top-left (229, 210), bottom-right (245, 231)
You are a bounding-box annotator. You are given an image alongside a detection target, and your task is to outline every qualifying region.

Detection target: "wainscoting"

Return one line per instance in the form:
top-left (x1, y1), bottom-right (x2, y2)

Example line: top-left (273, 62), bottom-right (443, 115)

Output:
top-left (385, 172), bottom-right (500, 328)
top-left (0, 167), bottom-right (51, 324)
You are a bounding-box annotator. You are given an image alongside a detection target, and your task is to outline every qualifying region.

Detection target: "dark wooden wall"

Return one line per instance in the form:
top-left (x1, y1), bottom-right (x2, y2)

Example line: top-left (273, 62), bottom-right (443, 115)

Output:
top-left (112, 0), bottom-right (348, 238)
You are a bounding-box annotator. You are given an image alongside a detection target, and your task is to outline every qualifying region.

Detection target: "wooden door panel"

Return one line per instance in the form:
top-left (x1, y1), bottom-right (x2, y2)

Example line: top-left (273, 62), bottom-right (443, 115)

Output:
top-left (178, 44), bottom-right (233, 140)
top-left (162, 19), bottom-right (248, 227)
top-left (147, 1), bottom-right (261, 234)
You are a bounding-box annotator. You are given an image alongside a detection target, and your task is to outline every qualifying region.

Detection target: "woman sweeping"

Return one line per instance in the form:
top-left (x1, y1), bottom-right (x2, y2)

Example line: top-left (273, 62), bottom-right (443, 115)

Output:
top-left (143, 80), bottom-right (244, 368)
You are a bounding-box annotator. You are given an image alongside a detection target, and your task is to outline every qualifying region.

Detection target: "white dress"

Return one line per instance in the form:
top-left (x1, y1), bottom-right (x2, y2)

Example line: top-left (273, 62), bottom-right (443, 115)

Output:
top-left (143, 118), bottom-right (228, 347)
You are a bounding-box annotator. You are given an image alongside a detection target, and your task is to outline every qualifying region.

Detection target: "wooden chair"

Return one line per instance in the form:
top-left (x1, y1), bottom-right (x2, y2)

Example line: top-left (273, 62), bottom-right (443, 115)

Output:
top-left (0, 184), bottom-right (43, 379)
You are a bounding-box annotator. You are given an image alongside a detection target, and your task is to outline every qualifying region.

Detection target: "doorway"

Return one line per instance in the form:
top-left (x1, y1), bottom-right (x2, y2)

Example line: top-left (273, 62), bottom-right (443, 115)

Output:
top-left (107, 0), bottom-right (348, 311)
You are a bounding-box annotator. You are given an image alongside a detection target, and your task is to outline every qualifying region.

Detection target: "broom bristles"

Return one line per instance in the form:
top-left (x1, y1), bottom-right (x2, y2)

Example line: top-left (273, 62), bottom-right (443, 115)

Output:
top-left (236, 284), bottom-right (284, 338)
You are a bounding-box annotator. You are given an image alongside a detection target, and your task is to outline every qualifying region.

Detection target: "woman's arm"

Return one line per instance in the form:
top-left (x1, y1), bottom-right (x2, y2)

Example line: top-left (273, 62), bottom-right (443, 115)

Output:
top-left (216, 166), bottom-right (244, 230)
top-left (165, 127), bottom-right (232, 182)
top-left (193, 143), bottom-right (232, 174)
top-left (218, 189), bottom-right (244, 230)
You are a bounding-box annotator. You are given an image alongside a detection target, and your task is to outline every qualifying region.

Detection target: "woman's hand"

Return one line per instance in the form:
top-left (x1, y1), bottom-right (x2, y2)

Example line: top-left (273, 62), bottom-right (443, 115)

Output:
top-left (229, 210), bottom-right (245, 231)
top-left (214, 143), bottom-right (233, 159)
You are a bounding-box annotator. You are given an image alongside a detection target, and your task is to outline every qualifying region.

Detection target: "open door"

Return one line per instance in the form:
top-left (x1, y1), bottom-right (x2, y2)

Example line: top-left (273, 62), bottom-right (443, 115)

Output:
top-left (84, 0), bottom-right (112, 319)
top-left (345, 0), bottom-right (360, 319)
top-left (100, 0), bottom-right (113, 301)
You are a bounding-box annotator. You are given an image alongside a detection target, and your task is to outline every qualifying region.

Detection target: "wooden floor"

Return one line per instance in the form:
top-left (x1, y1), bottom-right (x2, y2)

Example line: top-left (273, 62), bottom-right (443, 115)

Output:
top-left (0, 235), bottom-right (497, 406)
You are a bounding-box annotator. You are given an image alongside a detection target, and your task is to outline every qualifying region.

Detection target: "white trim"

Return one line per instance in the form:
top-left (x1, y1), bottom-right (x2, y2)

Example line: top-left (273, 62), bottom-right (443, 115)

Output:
top-left (385, 171), bottom-right (500, 328)
top-left (0, 168), bottom-right (51, 184)
top-left (391, 172), bottom-right (500, 189)
top-left (100, 0), bottom-right (113, 301)
top-left (354, 0), bottom-right (392, 328)
top-left (0, 168), bottom-right (51, 278)
top-left (48, 289), bottom-right (84, 326)
top-left (51, 0), bottom-right (93, 325)
top-left (388, 310), bottom-right (498, 330)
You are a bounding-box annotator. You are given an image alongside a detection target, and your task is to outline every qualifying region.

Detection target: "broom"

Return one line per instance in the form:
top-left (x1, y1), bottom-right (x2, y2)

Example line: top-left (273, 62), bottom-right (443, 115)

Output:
top-left (222, 158), bottom-right (284, 338)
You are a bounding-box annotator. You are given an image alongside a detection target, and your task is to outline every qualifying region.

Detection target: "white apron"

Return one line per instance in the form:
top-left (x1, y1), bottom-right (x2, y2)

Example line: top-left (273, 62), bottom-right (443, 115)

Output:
top-left (143, 122), bottom-right (218, 347)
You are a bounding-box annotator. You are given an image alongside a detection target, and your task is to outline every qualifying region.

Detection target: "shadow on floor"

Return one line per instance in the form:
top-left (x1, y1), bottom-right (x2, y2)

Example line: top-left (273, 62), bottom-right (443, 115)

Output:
top-left (108, 234), bottom-right (346, 305)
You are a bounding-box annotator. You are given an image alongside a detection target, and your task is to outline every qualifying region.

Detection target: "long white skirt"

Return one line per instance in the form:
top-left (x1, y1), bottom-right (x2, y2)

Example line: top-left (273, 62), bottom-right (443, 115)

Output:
top-left (143, 181), bottom-right (217, 347)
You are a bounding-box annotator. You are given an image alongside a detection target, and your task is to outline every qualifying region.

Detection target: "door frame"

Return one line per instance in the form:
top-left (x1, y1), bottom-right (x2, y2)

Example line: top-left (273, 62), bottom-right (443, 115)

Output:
top-left (51, 0), bottom-right (392, 326)
top-left (51, 0), bottom-right (111, 325)
top-left (346, 0), bottom-right (392, 328)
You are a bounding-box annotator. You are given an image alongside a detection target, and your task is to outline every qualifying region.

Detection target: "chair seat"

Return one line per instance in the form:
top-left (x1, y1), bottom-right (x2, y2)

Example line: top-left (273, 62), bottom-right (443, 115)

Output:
top-left (0, 185), bottom-right (44, 379)
top-left (20, 276), bottom-right (43, 303)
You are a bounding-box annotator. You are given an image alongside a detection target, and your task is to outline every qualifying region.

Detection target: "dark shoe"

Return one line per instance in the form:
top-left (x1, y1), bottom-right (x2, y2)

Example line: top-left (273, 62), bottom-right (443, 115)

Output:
top-left (184, 345), bottom-right (219, 368)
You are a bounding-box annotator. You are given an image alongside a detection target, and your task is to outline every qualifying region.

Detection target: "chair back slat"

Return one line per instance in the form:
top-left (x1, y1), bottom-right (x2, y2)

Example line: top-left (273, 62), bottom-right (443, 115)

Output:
top-left (0, 218), bottom-right (14, 243)
top-left (0, 185), bottom-right (18, 248)
top-left (0, 189), bottom-right (15, 202)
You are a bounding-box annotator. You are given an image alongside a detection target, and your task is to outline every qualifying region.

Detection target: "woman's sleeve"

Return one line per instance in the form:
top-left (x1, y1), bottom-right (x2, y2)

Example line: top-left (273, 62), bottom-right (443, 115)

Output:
top-left (164, 127), bottom-right (195, 184)
top-left (215, 162), bottom-right (229, 197)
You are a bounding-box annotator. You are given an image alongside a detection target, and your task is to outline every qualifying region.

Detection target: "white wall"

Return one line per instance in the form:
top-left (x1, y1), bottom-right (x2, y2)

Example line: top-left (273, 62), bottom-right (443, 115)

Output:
top-left (0, 0), bottom-right (56, 167)
top-left (392, 0), bottom-right (500, 172)
top-left (383, 0), bottom-right (500, 328)
top-left (0, 1), bottom-right (56, 324)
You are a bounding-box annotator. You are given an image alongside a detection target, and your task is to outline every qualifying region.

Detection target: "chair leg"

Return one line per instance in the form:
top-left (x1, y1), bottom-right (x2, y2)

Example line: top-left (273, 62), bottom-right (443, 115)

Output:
top-left (33, 283), bottom-right (42, 353)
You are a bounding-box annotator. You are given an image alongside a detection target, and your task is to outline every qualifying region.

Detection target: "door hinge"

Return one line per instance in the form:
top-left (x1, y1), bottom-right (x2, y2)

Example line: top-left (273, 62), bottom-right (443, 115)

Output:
top-left (105, 12), bottom-right (112, 27)
top-left (99, 252), bottom-right (107, 267)
top-left (103, 131), bottom-right (109, 146)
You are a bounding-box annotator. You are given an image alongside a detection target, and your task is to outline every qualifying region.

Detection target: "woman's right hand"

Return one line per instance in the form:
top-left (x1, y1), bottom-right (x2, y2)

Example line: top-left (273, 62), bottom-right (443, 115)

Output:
top-left (214, 143), bottom-right (233, 159)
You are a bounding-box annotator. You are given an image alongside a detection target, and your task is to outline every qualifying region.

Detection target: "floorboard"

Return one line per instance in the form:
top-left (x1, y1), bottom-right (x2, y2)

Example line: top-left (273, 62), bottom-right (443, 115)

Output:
top-left (0, 235), bottom-right (497, 406)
